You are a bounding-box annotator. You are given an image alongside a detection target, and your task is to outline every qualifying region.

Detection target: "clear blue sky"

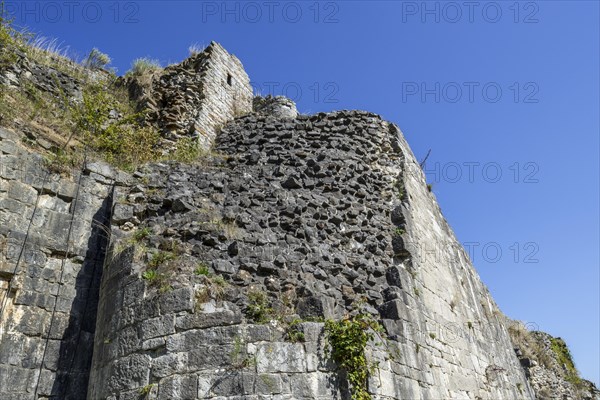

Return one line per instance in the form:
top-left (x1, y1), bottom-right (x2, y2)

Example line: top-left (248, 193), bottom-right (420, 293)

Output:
top-left (7, 0), bottom-right (598, 385)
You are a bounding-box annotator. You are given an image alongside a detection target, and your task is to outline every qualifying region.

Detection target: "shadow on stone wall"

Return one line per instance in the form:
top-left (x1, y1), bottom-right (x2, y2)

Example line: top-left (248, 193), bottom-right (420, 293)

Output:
top-left (50, 187), bottom-right (113, 399)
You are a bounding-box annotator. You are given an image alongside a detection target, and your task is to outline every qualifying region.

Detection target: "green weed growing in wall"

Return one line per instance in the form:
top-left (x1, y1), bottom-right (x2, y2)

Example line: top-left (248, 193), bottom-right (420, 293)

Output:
top-left (285, 319), bottom-right (306, 343)
top-left (246, 288), bottom-right (273, 323)
top-left (324, 312), bottom-right (385, 400)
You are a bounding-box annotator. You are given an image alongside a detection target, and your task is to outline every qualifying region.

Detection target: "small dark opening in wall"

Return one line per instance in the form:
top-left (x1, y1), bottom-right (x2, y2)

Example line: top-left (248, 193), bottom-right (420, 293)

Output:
top-left (227, 73), bottom-right (232, 86)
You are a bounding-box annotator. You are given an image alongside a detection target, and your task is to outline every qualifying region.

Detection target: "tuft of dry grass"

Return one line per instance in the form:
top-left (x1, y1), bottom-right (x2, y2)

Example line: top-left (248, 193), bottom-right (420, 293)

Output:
top-left (188, 43), bottom-right (207, 57)
top-left (125, 58), bottom-right (162, 78)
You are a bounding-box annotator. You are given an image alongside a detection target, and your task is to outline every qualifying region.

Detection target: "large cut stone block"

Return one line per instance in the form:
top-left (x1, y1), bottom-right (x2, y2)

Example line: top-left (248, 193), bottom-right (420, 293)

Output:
top-left (254, 342), bottom-right (307, 373)
top-left (106, 354), bottom-right (151, 393)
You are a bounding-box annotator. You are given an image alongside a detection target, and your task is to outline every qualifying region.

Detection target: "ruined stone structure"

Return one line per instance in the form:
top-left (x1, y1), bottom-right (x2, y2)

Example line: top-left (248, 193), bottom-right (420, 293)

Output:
top-left (125, 42), bottom-right (253, 150)
top-left (86, 110), bottom-right (536, 400)
top-left (0, 42), bottom-right (597, 399)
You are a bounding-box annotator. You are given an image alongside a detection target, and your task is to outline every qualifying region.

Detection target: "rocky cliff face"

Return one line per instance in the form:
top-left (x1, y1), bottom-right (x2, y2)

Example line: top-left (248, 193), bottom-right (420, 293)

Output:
top-left (0, 41), bottom-right (597, 400)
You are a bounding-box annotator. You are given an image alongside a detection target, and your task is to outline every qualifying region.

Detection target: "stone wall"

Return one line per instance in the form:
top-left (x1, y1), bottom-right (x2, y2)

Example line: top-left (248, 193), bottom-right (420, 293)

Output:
top-left (0, 127), bottom-right (121, 399)
top-left (128, 42), bottom-right (253, 151)
top-left (87, 109), bottom-right (536, 399)
top-left (193, 42), bottom-right (253, 149)
top-left (253, 95), bottom-right (298, 119)
top-left (1, 40), bottom-right (597, 399)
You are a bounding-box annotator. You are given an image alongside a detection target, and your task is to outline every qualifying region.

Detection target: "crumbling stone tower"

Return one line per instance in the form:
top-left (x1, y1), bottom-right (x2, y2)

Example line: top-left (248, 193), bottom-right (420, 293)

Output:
top-left (129, 42), bottom-right (253, 150)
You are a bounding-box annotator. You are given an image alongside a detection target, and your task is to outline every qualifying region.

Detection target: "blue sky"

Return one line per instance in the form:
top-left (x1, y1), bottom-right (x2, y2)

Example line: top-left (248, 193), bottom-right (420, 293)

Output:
top-left (7, 0), bottom-right (599, 385)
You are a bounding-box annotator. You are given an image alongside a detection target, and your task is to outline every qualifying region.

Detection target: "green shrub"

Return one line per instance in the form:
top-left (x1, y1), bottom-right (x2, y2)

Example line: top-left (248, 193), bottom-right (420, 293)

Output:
top-left (0, 3), bottom-right (15, 46)
top-left (133, 227), bottom-right (152, 242)
top-left (246, 289), bottom-right (273, 323)
top-left (159, 284), bottom-right (172, 293)
top-left (550, 337), bottom-right (581, 386)
top-left (142, 268), bottom-right (170, 289)
top-left (169, 136), bottom-right (203, 163)
top-left (0, 4), bottom-right (30, 66)
top-left (0, 4), bottom-right (163, 173)
top-left (230, 336), bottom-right (254, 369)
top-left (211, 274), bottom-right (227, 287)
top-left (73, 83), bottom-right (161, 170)
top-left (139, 383), bottom-right (156, 396)
top-left (285, 319), bottom-right (306, 343)
top-left (324, 313), bottom-right (384, 400)
top-left (142, 269), bottom-right (159, 281)
top-left (148, 251), bottom-right (175, 268)
top-left (194, 263), bottom-right (210, 276)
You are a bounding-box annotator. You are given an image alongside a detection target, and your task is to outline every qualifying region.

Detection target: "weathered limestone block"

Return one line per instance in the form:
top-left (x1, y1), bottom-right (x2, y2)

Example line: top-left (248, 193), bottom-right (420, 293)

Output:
top-left (254, 342), bottom-right (307, 373)
top-left (106, 353), bottom-right (151, 392)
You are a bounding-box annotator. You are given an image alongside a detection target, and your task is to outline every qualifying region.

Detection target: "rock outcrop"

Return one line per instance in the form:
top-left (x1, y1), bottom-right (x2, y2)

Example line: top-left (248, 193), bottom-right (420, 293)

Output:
top-left (0, 41), bottom-right (597, 400)
top-left (0, 48), bottom-right (84, 101)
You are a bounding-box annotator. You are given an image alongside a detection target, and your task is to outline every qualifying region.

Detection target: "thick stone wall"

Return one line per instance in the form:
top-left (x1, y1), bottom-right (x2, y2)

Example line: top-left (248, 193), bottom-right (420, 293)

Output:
top-left (87, 110), bottom-right (535, 399)
top-left (0, 127), bottom-right (120, 399)
top-left (253, 95), bottom-right (298, 119)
